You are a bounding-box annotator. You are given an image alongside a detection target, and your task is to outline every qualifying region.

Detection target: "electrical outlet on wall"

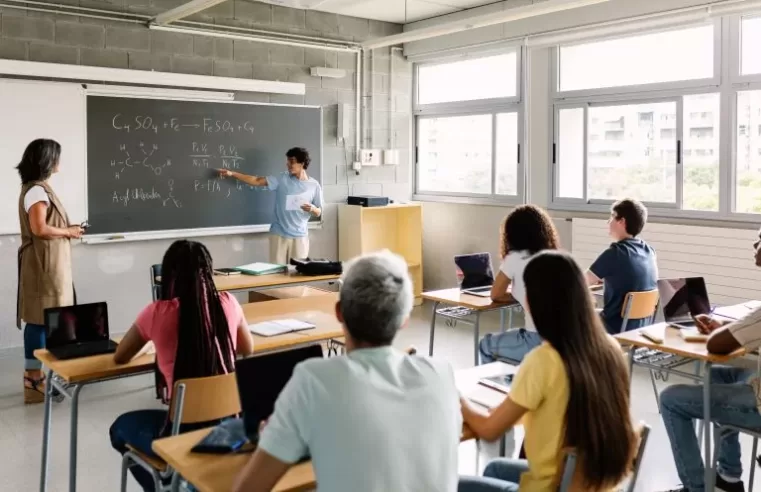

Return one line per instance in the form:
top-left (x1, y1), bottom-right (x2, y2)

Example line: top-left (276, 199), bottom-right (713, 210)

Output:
top-left (383, 149), bottom-right (399, 165)
top-left (359, 149), bottom-right (381, 166)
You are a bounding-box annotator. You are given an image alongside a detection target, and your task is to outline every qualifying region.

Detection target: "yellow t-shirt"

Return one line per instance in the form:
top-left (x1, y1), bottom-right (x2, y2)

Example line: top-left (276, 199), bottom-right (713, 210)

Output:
top-left (509, 341), bottom-right (570, 492)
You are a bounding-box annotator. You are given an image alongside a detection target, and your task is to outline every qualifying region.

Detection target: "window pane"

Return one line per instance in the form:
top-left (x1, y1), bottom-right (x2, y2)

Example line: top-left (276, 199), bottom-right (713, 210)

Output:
top-left (557, 108), bottom-right (584, 199)
top-left (735, 91), bottom-right (761, 214)
top-left (587, 102), bottom-right (676, 203)
top-left (496, 112), bottom-right (518, 196)
top-left (559, 25), bottom-right (714, 92)
top-left (418, 53), bottom-right (517, 105)
top-left (742, 17), bottom-right (761, 76)
top-left (417, 115), bottom-right (492, 194)
top-left (683, 94), bottom-right (720, 211)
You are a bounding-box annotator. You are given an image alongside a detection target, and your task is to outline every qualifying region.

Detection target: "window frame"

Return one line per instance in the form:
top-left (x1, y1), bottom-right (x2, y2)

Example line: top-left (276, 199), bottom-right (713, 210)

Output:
top-left (413, 45), bottom-right (525, 205)
top-left (548, 16), bottom-right (761, 222)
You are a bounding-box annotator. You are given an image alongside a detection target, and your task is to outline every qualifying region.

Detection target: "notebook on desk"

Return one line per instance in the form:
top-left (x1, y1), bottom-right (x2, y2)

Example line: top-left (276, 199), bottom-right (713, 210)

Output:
top-left (249, 319), bottom-right (316, 337)
top-left (233, 262), bottom-right (287, 276)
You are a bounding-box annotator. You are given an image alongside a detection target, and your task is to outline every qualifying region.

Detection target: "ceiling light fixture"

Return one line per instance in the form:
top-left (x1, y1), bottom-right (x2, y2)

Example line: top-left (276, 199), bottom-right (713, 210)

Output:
top-left (152, 0), bottom-right (229, 25)
top-left (361, 0), bottom-right (611, 49)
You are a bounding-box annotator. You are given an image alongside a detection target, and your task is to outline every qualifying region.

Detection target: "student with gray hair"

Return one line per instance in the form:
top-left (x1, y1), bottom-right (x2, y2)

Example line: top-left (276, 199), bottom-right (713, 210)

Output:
top-left (233, 250), bottom-right (462, 492)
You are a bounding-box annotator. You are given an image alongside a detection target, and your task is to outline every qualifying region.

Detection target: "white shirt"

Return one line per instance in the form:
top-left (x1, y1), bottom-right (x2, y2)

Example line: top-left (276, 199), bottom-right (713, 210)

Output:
top-left (258, 346), bottom-right (462, 492)
top-left (728, 306), bottom-right (761, 412)
top-left (499, 250), bottom-right (536, 331)
top-left (23, 185), bottom-right (49, 213)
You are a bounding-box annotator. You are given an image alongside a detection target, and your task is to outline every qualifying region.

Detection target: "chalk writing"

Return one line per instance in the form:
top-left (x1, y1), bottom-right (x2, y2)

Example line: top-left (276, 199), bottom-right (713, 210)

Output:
top-left (110, 114), bottom-right (255, 135)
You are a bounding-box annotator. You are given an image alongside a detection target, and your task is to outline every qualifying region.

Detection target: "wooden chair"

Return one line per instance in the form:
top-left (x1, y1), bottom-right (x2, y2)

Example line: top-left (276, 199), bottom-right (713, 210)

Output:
top-left (150, 264), bottom-right (162, 301)
top-left (620, 290), bottom-right (662, 411)
top-left (120, 373), bottom-right (242, 492)
top-left (558, 423), bottom-right (651, 492)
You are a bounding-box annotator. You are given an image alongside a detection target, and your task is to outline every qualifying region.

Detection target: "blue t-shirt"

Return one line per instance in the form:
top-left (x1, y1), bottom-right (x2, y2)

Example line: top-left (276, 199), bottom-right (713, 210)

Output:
top-left (590, 238), bottom-right (658, 334)
top-left (266, 172), bottom-right (323, 239)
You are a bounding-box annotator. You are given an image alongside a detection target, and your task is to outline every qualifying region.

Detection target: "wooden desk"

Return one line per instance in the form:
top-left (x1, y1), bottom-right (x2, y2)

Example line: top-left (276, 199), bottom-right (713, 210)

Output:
top-left (152, 362), bottom-right (508, 492)
top-left (213, 272), bottom-right (340, 293)
top-left (422, 288), bottom-right (519, 365)
top-left (614, 319), bottom-right (748, 492)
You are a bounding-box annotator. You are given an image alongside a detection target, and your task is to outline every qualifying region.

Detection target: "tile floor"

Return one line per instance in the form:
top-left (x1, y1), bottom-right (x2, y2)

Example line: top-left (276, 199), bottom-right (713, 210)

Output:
top-left (0, 303), bottom-right (757, 491)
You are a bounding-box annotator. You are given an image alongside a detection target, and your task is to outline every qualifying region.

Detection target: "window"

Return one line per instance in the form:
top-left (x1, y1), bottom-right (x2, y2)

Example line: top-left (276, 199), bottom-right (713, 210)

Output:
top-left (417, 53), bottom-right (518, 105)
top-left (741, 17), bottom-right (761, 76)
top-left (414, 51), bottom-right (523, 201)
top-left (736, 90), bottom-right (761, 214)
top-left (683, 93), bottom-right (720, 211)
top-left (558, 25), bottom-right (715, 92)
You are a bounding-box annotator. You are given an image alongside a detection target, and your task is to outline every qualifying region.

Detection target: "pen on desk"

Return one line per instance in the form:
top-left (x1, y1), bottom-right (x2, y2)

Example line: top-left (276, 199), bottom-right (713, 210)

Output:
top-left (107, 236), bottom-right (125, 241)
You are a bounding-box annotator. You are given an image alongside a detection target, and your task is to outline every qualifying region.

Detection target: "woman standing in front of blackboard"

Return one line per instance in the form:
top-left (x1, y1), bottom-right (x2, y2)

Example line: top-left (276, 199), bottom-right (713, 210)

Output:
top-left (16, 139), bottom-right (83, 404)
top-left (218, 147), bottom-right (323, 265)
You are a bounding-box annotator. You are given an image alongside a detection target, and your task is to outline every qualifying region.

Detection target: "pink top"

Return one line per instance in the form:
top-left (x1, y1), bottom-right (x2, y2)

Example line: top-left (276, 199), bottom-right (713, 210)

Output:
top-left (135, 291), bottom-right (244, 398)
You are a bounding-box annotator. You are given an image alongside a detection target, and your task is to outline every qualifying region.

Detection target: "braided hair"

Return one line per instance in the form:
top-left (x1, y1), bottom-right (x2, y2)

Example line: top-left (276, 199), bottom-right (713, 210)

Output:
top-left (157, 240), bottom-right (235, 401)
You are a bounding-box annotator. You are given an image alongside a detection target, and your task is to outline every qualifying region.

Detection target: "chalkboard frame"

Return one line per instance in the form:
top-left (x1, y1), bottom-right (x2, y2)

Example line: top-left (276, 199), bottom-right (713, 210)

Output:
top-left (82, 94), bottom-right (324, 245)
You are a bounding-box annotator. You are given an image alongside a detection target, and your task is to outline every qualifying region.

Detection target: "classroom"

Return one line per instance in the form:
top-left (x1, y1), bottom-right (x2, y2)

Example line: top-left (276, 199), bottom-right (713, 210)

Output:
top-left (2, 0), bottom-right (761, 490)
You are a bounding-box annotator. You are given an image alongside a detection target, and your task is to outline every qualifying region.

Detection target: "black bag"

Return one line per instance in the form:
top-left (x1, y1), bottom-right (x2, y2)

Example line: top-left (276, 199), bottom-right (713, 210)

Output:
top-left (290, 258), bottom-right (343, 276)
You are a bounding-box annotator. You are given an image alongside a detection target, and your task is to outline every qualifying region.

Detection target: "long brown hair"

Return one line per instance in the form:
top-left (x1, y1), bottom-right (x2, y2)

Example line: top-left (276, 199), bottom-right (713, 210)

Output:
top-left (523, 250), bottom-right (635, 489)
top-left (499, 205), bottom-right (560, 258)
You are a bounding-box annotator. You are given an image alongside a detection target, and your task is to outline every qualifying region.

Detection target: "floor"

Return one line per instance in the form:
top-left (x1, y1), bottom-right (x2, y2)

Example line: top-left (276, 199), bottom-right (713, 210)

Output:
top-left (0, 302), bottom-right (757, 491)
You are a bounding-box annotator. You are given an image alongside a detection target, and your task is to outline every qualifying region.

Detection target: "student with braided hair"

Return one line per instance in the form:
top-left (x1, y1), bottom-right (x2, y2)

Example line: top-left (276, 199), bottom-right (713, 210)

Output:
top-left (109, 240), bottom-right (254, 491)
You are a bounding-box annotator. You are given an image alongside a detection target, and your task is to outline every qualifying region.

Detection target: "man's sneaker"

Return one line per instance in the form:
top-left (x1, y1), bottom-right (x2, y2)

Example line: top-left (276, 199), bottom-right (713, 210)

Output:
top-left (716, 475), bottom-right (745, 492)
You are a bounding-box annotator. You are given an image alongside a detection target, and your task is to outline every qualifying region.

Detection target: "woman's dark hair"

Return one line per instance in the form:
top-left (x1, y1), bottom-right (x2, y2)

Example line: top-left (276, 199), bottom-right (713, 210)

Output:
top-left (523, 251), bottom-right (635, 489)
top-left (500, 205), bottom-right (560, 257)
top-left (17, 139), bottom-right (61, 184)
top-left (286, 147), bottom-right (311, 169)
top-left (159, 240), bottom-right (235, 398)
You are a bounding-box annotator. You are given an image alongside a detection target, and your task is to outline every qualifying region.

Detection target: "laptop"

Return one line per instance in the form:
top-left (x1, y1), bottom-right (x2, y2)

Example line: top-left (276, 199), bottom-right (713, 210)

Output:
top-left (44, 302), bottom-right (118, 360)
top-left (455, 253), bottom-right (494, 297)
top-left (657, 277), bottom-right (711, 329)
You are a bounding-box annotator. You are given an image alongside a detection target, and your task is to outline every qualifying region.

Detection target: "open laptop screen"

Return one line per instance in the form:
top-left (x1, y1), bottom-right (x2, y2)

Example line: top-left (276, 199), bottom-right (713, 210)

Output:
top-left (235, 345), bottom-right (323, 437)
top-left (455, 253), bottom-right (494, 290)
top-left (657, 277), bottom-right (711, 323)
top-left (44, 302), bottom-right (109, 348)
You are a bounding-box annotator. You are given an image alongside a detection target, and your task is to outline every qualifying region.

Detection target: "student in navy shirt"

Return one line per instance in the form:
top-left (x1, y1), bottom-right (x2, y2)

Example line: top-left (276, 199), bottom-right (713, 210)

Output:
top-left (585, 198), bottom-right (658, 334)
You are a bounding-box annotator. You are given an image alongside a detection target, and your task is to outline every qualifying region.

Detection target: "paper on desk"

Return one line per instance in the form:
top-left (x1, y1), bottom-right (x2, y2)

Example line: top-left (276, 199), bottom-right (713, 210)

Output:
top-left (285, 193), bottom-right (312, 211)
top-left (249, 319), bottom-right (315, 337)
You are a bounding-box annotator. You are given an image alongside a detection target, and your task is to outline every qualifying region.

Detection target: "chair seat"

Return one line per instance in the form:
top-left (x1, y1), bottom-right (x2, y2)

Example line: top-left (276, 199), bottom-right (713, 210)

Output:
top-left (125, 444), bottom-right (168, 472)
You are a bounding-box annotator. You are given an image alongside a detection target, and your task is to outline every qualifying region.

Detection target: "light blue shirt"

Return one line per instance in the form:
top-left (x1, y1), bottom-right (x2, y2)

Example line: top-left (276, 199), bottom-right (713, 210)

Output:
top-left (266, 172), bottom-right (323, 239)
top-left (258, 346), bottom-right (462, 492)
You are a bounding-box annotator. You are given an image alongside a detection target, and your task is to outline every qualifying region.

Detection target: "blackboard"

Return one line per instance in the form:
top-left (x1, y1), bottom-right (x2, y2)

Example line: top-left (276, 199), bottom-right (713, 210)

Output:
top-left (86, 96), bottom-right (322, 236)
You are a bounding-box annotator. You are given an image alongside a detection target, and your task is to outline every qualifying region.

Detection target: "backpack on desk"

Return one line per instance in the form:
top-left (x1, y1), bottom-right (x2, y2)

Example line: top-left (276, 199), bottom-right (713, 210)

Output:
top-left (290, 258), bottom-right (343, 276)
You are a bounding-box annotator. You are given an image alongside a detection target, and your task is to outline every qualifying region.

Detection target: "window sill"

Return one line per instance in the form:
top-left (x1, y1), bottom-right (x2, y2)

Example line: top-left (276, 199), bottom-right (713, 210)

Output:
top-left (413, 193), bottom-right (522, 207)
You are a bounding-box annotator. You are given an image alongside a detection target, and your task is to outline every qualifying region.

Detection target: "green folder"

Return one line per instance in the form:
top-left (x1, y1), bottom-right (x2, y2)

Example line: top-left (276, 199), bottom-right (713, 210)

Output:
top-left (233, 262), bottom-right (287, 276)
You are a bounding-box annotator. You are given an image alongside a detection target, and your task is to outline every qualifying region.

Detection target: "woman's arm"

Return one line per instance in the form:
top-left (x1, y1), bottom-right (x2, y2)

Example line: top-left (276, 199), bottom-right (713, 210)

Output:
top-left (218, 169), bottom-right (268, 187)
top-left (461, 396), bottom-right (528, 442)
top-left (490, 271), bottom-right (516, 303)
top-left (114, 324), bottom-right (147, 364)
top-left (28, 202), bottom-right (82, 240)
top-left (236, 317), bottom-right (255, 357)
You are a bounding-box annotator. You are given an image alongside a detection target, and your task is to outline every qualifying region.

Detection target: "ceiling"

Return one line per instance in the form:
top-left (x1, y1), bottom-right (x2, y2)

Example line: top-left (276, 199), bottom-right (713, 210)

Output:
top-left (305, 0), bottom-right (502, 24)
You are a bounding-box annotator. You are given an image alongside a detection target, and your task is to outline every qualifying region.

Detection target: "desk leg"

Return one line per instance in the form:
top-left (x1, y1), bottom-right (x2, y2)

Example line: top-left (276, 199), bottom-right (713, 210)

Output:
top-left (428, 301), bottom-right (439, 357)
top-left (474, 312), bottom-right (481, 366)
top-left (39, 369), bottom-right (54, 492)
top-left (499, 435), bottom-right (506, 457)
top-left (69, 384), bottom-right (83, 492)
top-left (500, 309), bottom-right (505, 333)
top-left (508, 307), bottom-right (514, 331)
top-left (704, 362), bottom-right (714, 492)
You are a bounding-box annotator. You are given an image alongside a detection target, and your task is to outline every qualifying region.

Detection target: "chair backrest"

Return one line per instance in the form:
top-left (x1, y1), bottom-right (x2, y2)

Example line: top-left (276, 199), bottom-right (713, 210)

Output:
top-left (150, 264), bottom-right (161, 301)
top-left (556, 423), bottom-right (651, 492)
top-left (620, 290), bottom-right (659, 333)
top-left (168, 373), bottom-right (241, 431)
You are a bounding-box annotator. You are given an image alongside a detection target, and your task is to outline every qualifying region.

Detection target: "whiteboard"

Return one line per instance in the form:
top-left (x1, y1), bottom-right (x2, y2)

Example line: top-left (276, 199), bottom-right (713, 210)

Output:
top-left (0, 79), bottom-right (86, 234)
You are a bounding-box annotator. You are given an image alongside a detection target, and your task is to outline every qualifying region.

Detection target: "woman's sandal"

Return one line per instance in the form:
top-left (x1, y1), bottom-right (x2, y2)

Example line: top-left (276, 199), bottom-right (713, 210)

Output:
top-left (23, 375), bottom-right (45, 404)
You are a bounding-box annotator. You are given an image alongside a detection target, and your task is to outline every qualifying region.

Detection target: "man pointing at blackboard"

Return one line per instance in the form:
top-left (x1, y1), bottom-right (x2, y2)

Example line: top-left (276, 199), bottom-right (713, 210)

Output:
top-left (218, 147), bottom-right (322, 265)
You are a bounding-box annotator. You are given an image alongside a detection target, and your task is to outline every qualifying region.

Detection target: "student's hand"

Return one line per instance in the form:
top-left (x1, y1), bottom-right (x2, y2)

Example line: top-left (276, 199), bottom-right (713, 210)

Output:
top-left (300, 203), bottom-right (313, 213)
top-left (217, 169), bottom-right (233, 178)
top-left (67, 225), bottom-right (84, 239)
top-left (694, 314), bottom-right (727, 334)
top-left (259, 418), bottom-right (269, 434)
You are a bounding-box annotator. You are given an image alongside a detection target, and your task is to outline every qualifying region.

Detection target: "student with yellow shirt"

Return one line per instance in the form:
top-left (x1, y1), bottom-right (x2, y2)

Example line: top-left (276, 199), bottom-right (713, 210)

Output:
top-left (458, 251), bottom-right (636, 492)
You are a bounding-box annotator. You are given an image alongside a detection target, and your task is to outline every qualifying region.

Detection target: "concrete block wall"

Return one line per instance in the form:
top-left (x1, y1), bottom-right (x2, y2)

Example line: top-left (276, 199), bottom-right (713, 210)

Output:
top-left (0, 1), bottom-right (413, 350)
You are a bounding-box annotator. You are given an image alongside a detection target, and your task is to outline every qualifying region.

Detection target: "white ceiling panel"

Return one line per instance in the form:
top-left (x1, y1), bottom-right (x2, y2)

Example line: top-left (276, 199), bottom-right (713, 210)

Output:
top-left (311, 0), bottom-right (502, 23)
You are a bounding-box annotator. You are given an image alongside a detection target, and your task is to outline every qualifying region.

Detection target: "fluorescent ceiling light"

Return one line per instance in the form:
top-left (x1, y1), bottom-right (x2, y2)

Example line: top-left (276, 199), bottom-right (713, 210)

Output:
top-left (150, 24), bottom-right (359, 53)
top-left (0, 59), bottom-right (305, 95)
top-left (84, 85), bottom-right (235, 101)
top-left (361, 0), bottom-right (611, 49)
top-left (254, 0), bottom-right (330, 8)
top-left (153, 0), bottom-right (229, 25)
